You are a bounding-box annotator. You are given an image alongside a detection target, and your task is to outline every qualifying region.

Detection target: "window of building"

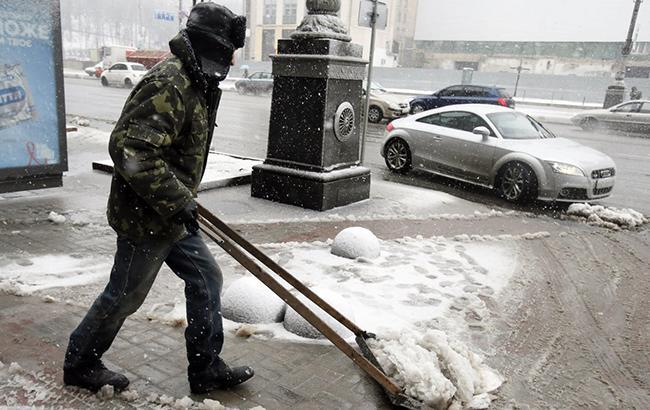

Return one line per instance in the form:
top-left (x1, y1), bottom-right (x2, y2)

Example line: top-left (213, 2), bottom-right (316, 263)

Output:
top-left (264, 0), bottom-right (276, 24)
top-left (282, 29), bottom-right (293, 40)
top-left (283, 0), bottom-right (297, 25)
top-left (262, 29), bottom-right (275, 61)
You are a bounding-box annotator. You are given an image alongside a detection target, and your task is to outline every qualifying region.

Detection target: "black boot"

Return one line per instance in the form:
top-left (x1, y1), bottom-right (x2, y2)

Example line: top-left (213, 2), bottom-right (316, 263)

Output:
top-left (63, 361), bottom-right (130, 392)
top-left (190, 362), bottom-right (254, 394)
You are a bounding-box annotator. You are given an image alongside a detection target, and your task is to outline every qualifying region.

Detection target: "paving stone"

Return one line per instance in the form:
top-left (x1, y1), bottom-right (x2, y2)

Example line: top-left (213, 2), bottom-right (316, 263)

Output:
top-left (130, 364), bottom-right (171, 385)
top-left (148, 357), bottom-right (187, 378)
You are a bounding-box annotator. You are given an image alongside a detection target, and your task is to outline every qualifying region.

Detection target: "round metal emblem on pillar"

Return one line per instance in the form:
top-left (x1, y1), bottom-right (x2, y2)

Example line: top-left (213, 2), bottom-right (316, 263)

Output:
top-left (334, 102), bottom-right (355, 142)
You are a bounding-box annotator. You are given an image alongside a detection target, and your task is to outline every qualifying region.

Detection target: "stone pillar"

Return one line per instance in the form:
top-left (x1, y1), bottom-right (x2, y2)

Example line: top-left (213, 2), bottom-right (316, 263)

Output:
top-left (251, 0), bottom-right (370, 211)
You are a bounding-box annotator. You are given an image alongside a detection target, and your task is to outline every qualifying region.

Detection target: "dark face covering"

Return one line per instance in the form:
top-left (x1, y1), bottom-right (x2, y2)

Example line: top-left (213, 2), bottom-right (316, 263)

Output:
top-left (186, 29), bottom-right (234, 83)
top-left (183, 2), bottom-right (246, 84)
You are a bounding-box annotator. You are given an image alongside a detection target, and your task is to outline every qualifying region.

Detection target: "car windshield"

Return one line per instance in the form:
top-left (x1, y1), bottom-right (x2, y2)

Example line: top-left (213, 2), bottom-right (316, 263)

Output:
top-left (487, 112), bottom-right (556, 139)
top-left (131, 64), bottom-right (147, 71)
top-left (364, 81), bottom-right (386, 93)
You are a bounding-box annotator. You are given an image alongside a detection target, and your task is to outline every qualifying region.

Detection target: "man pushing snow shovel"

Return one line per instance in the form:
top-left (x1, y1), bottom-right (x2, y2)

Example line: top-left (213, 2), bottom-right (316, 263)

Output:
top-left (63, 2), bottom-right (254, 395)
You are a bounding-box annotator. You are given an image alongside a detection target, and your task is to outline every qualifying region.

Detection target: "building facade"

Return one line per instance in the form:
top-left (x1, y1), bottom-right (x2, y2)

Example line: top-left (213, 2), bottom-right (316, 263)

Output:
top-left (245, 0), bottom-right (401, 67)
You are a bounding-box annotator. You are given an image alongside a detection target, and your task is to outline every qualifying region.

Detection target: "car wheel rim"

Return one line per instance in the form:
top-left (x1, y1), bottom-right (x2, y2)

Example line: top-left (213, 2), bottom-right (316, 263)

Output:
top-left (502, 166), bottom-right (524, 200)
top-left (369, 108), bottom-right (380, 122)
top-left (387, 140), bottom-right (408, 169)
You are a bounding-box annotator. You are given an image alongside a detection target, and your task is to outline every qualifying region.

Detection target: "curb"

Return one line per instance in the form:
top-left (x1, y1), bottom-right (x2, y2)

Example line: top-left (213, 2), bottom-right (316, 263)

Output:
top-left (91, 155), bottom-right (257, 192)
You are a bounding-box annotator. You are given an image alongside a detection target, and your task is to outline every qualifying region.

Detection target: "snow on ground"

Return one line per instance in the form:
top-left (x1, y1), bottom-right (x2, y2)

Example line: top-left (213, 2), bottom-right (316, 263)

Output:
top-left (567, 203), bottom-right (647, 230)
top-left (214, 232), bottom-right (521, 341)
top-left (0, 254), bottom-right (113, 296)
top-left (0, 360), bottom-right (260, 409)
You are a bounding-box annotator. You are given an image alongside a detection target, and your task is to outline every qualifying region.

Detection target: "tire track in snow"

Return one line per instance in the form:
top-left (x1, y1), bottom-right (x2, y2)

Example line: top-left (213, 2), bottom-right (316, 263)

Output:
top-left (538, 237), bottom-right (649, 408)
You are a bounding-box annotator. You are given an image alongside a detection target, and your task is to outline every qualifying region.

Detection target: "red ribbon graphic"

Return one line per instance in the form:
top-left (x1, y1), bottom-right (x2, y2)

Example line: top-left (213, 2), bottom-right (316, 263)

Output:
top-left (26, 142), bottom-right (48, 166)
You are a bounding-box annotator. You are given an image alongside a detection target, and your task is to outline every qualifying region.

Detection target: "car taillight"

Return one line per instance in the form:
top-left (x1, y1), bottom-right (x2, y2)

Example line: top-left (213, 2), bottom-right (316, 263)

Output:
top-left (497, 97), bottom-right (508, 107)
top-left (386, 122), bottom-right (394, 132)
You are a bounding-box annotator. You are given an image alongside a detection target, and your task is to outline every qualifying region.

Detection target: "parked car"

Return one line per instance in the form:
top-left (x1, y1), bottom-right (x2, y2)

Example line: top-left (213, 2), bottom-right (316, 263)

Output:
top-left (235, 72), bottom-right (273, 95)
top-left (100, 62), bottom-right (147, 88)
top-left (381, 104), bottom-right (616, 204)
top-left (571, 100), bottom-right (650, 133)
top-left (409, 85), bottom-right (515, 114)
top-left (84, 62), bottom-right (104, 78)
top-left (364, 82), bottom-right (410, 123)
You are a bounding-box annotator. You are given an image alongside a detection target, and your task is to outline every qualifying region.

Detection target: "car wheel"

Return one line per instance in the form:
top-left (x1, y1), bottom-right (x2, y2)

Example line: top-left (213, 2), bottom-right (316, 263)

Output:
top-left (368, 105), bottom-right (383, 123)
top-left (410, 104), bottom-right (425, 114)
top-left (101, 77), bottom-right (109, 87)
top-left (236, 85), bottom-right (246, 95)
top-left (497, 162), bottom-right (538, 203)
top-left (581, 117), bottom-right (599, 131)
top-left (384, 138), bottom-right (412, 173)
top-left (124, 78), bottom-right (133, 88)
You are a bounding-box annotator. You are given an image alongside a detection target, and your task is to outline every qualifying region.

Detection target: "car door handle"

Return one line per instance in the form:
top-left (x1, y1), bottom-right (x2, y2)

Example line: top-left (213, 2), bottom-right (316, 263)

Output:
top-left (431, 136), bottom-right (442, 141)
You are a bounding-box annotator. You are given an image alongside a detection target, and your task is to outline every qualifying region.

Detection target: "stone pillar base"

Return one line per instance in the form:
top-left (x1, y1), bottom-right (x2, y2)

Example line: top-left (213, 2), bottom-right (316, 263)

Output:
top-left (251, 163), bottom-right (370, 211)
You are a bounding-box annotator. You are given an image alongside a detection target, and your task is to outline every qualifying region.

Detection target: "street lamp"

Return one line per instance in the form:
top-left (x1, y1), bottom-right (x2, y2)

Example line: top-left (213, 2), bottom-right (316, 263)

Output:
top-left (604, 0), bottom-right (643, 107)
top-left (510, 59), bottom-right (530, 98)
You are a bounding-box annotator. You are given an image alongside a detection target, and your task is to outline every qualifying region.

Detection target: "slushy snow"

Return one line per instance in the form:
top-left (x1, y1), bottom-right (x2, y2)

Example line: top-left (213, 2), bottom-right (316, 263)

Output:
top-left (283, 288), bottom-right (356, 339)
top-left (221, 276), bottom-right (286, 323)
top-left (567, 203), bottom-right (647, 230)
top-left (368, 329), bottom-right (503, 408)
top-left (47, 211), bottom-right (66, 224)
top-left (330, 227), bottom-right (381, 259)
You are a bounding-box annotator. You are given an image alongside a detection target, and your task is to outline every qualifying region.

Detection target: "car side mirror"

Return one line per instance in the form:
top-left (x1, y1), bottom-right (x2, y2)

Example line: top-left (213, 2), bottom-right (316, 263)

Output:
top-left (473, 126), bottom-right (491, 139)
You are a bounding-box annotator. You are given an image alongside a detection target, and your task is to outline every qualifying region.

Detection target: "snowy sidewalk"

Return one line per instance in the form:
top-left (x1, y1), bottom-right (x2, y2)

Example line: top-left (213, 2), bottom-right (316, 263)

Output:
top-left (3, 125), bottom-right (647, 408)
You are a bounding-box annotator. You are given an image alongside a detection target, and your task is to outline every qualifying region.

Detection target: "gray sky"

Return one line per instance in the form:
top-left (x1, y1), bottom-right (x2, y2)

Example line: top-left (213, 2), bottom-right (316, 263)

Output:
top-left (415, 0), bottom-right (650, 42)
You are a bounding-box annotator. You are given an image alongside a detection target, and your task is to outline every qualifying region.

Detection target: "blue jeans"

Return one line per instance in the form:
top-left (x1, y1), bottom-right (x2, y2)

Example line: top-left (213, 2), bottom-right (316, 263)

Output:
top-left (64, 232), bottom-right (224, 380)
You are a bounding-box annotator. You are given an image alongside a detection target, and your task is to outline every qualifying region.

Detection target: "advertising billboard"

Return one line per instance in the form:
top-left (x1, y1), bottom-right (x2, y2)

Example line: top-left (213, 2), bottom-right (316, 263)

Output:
top-left (0, 0), bottom-right (67, 193)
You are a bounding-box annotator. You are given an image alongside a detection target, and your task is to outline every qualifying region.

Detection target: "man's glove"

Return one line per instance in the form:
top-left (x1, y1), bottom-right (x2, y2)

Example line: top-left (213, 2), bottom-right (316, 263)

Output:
top-left (173, 200), bottom-right (199, 234)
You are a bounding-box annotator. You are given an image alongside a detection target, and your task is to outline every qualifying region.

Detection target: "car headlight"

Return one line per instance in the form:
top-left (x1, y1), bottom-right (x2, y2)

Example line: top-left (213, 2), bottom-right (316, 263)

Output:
top-left (548, 162), bottom-right (584, 176)
top-left (388, 103), bottom-right (400, 110)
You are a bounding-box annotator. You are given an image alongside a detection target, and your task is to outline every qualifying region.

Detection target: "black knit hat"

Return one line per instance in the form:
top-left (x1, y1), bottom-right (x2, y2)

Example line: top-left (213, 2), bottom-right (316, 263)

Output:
top-left (186, 2), bottom-right (246, 80)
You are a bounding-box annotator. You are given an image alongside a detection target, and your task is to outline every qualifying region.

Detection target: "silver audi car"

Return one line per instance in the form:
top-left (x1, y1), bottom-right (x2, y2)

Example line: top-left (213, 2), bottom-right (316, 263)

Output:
top-left (380, 105), bottom-right (616, 203)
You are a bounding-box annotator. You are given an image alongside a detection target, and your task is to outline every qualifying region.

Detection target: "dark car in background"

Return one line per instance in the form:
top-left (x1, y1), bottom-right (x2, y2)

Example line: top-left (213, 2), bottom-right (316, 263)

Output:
top-left (409, 85), bottom-right (515, 114)
top-left (235, 72), bottom-right (273, 95)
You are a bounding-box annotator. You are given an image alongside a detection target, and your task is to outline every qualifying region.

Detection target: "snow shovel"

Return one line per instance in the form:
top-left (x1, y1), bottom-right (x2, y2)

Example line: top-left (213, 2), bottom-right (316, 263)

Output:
top-left (196, 204), bottom-right (428, 409)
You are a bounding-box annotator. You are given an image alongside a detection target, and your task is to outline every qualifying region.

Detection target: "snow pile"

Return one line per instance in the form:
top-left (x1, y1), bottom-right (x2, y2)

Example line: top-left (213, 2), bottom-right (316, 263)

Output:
top-left (221, 277), bottom-right (286, 323)
top-left (283, 288), bottom-right (355, 339)
top-left (369, 329), bottom-right (502, 409)
top-left (47, 211), bottom-right (66, 224)
top-left (567, 203), bottom-right (647, 230)
top-left (70, 116), bottom-right (90, 127)
top-left (0, 254), bottom-right (112, 295)
top-left (146, 301), bottom-right (187, 327)
top-left (331, 227), bottom-right (381, 259)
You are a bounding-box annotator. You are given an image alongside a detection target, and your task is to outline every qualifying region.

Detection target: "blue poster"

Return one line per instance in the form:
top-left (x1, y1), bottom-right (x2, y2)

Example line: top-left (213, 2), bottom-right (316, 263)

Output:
top-left (0, 0), bottom-right (65, 172)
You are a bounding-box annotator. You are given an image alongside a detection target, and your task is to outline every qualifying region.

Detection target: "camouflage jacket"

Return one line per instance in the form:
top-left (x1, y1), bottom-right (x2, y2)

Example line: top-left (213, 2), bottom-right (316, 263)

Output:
top-left (107, 31), bottom-right (221, 242)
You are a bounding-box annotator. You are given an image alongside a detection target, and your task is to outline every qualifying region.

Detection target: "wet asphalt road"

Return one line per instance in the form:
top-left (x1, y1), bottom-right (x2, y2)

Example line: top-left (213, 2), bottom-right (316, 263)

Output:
top-left (64, 77), bottom-right (650, 215)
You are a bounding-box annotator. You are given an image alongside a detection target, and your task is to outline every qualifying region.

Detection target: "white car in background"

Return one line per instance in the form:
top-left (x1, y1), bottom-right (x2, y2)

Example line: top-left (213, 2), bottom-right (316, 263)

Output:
top-left (571, 100), bottom-right (650, 133)
top-left (100, 62), bottom-right (147, 88)
top-left (381, 104), bottom-right (616, 204)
